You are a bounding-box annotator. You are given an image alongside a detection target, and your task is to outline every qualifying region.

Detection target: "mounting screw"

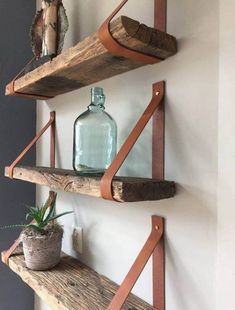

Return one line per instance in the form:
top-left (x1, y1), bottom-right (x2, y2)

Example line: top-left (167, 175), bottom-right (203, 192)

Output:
top-left (155, 91), bottom-right (160, 96)
top-left (155, 225), bottom-right (160, 230)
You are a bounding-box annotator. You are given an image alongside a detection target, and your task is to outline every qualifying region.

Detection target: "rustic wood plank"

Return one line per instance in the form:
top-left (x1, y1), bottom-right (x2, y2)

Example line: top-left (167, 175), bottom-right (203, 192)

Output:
top-left (5, 166), bottom-right (175, 202)
top-left (5, 16), bottom-right (177, 98)
top-left (6, 249), bottom-right (155, 310)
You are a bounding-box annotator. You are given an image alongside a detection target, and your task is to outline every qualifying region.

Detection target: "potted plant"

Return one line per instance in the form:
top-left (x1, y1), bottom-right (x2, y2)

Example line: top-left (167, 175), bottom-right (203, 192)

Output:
top-left (1, 193), bottom-right (72, 271)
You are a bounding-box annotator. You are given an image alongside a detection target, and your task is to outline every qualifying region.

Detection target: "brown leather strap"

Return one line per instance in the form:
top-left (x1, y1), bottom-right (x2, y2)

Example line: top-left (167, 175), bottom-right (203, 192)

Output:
top-left (7, 57), bottom-right (53, 100)
top-left (7, 111), bottom-right (55, 179)
top-left (152, 81), bottom-right (165, 179)
top-left (1, 238), bottom-right (21, 265)
top-left (3, 111), bottom-right (56, 264)
top-left (97, 0), bottom-right (161, 65)
top-left (108, 216), bottom-right (164, 310)
top-left (50, 112), bottom-right (56, 168)
top-left (100, 82), bottom-right (164, 201)
top-left (153, 231), bottom-right (165, 309)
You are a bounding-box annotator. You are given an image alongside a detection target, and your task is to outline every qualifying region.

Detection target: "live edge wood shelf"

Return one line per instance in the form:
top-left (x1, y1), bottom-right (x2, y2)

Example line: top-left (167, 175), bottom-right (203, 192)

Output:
top-left (5, 166), bottom-right (175, 202)
top-left (5, 16), bottom-right (177, 98)
top-left (7, 248), bottom-right (155, 310)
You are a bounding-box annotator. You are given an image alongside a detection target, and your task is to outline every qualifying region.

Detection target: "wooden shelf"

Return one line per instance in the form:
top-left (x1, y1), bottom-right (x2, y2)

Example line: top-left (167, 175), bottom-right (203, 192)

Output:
top-left (6, 248), bottom-right (155, 310)
top-left (5, 166), bottom-right (175, 202)
top-left (5, 16), bottom-right (177, 99)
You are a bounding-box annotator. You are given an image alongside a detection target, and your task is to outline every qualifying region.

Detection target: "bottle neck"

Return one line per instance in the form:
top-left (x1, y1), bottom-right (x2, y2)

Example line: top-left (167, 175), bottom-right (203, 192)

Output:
top-left (89, 88), bottom-right (105, 111)
top-left (89, 104), bottom-right (105, 111)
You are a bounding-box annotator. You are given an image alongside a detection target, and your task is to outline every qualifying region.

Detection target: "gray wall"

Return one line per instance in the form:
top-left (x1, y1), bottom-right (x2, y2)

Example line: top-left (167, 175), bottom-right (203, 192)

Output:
top-left (0, 1), bottom-right (36, 309)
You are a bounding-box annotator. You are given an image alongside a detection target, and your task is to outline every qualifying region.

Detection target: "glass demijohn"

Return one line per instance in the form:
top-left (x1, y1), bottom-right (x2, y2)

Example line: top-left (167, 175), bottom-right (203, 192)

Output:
top-left (73, 87), bottom-right (117, 176)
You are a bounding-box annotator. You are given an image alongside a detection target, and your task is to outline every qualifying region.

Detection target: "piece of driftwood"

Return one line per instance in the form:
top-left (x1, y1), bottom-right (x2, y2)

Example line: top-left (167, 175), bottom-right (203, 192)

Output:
top-left (6, 249), bottom-right (155, 310)
top-left (6, 15), bottom-right (177, 98)
top-left (31, 0), bottom-right (69, 58)
top-left (5, 166), bottom-right (176, 202)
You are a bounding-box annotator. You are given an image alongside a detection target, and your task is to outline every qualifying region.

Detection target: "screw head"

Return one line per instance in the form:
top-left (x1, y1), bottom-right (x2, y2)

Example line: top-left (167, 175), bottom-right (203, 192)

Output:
top-left (155, 225), bottom-right (160, 230)
top-left (155, 91), bottom-right (160, 96)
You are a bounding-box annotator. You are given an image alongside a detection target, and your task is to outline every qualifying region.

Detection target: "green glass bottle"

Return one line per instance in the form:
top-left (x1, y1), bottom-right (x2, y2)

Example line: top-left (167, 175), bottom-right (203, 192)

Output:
top-left (73, 87), bottom-right (117, 176)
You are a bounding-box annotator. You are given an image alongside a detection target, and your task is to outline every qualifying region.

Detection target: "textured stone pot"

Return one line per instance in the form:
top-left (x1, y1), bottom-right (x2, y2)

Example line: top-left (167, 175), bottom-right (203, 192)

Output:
top-left (21, 229), bottom-right (63, 271)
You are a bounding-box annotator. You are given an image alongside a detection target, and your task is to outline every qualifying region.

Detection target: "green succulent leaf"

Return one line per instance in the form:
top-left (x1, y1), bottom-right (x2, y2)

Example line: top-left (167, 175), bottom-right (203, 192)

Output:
top-left (44, 201), bottom-right (56, 223)
top-left (0, 224), bottom-right (26, 230)
top-left (26, 224), bottom-right (44, 232)
top-left (1, 192), bottom-right (73, 232)
top-left (47, 211), bottom-right (73, 223)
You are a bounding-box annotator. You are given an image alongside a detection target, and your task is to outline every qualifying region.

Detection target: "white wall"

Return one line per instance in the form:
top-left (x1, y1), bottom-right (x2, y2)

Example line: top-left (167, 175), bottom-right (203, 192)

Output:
top-left (35, 0), bottom-right (219, 309)
top-left (217, 1), bottom-right (235, 309)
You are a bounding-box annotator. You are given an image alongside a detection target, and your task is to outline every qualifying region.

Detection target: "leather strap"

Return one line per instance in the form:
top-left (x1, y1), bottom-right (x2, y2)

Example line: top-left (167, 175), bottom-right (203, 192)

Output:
top-left (108, 216), bottom-right (164, 310)
top-left (7, 57), bottom-right (53, 100)
top-left (1, 238), bottom-right (22, 265)
top-left (98, 0), bottom-right (161, 65)
top-left (152, 81), bottom-right (165, 179)
top-left (7, 111), bottom-right (55, 179)
top-left (100, 82), bottom-right (164, 201)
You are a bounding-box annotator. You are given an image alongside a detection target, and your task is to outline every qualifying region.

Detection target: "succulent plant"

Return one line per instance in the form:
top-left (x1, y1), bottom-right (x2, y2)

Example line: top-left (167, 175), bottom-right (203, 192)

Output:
top-left (1, 194), bottom-right (72, 233)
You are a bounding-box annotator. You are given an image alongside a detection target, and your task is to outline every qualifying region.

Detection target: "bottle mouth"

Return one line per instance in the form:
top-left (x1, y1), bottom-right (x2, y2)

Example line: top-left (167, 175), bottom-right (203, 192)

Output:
top-left (91, 87), bottom-right (103, 95)
top-left (91, 87), bottom-right (105, 106)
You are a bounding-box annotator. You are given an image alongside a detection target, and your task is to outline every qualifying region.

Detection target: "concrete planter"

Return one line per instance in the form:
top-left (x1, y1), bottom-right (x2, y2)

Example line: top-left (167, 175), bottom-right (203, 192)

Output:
top-left (21, 229), bottom-right (63, 271)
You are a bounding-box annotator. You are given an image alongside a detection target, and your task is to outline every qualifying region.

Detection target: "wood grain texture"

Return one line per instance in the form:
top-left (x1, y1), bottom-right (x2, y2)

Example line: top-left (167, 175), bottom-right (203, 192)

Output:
top-left (7, 248), bottom-right (156, 310)
top-left (6, 15), bottom-right (177, 98)
top-left (5, 166), bottom-right (175, 202)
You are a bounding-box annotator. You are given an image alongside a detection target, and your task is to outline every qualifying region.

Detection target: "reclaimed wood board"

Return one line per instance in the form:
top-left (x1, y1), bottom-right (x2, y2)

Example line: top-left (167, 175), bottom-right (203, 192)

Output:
top-left (6, 249), bottom-right (156, 310)
top-left (6, 16), bottom-right (177, 98)
top-left (5, 166), bottom-right (176, 202)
